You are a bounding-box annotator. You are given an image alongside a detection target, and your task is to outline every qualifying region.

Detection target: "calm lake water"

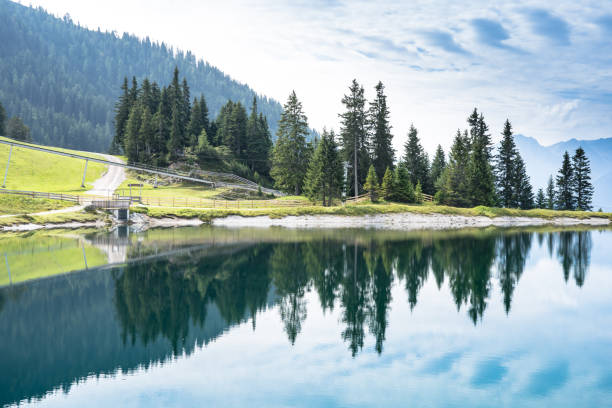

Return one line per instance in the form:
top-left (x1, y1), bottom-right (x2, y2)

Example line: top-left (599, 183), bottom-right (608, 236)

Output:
top-left (1, 226), bottom-right (611, 407)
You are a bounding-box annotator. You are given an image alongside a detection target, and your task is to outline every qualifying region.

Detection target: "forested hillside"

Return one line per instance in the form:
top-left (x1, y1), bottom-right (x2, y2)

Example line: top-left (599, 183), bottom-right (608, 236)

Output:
top-left (0, 0), bottom-right (282, 152)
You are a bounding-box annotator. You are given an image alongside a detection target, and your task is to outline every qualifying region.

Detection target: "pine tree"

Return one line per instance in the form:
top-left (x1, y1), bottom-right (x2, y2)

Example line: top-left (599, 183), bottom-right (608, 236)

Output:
top-left (403, 124), bottom-right (431, 194)
top-left (556, 151), bottom-right (575, 210)
top-left (137, 107), bottom-right (155, 162)
top-left (304, 129), bottom-right (343, 206)
top-left (572, 147), bottom-right (593, 211)
top-left (380, 167), bottom-right (394, 201)
top-left (246, 97), bottom-right (273, 176)
top-left (6, 117), bottom-right (31, 142)
top-left (0, 101), bottom-right (6, 135)
top-left (340, 79), bottom-right (369, 198)
top-left (393, 165), bottom-right (415, 203)
top-left (514, 156), bottom-right (534, 209)
top-left (437, 130), bottom-right (471, 207)
top-left (364, 165), bottom-right (380, 202)
top-left (112, 77), bottom-right (130, 153)
top-left (536, 188), bottom-right (546, 209)
top-left (546, 176), bottom-right (555, 210)
top-left (468, 114), bottom-right (496, 206)
top-left (271, 91), bottom-right (312, 195)
top-left (368, 81), bottom-right (394, 180)
top-left (495, 119), bottom-right (518, 207)
top-left (124, 104), bottom-right (143, 162)
top-left (168, 103), bottom-right (182, 159)
top-left (415, 181), bottom-right (423, 204)
top-left (430, 145), bottom-right (446, 189)
top-left (199, 95), bottom-right (210, 142)
top-left (187, 97), bottom-right (202, 148)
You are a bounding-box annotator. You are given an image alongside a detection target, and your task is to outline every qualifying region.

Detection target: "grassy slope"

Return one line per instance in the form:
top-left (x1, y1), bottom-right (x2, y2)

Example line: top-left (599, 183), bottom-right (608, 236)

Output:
top-left (0, 136), bottom-right (107, 193)
top-left (131, 202), bottom-right (612, 222)
top-left (117, 172), bottom-right (225, 198)
top-left (0, 232), bottom-right (107, 285)
top-left (0, 137), bottom-right (109, 213)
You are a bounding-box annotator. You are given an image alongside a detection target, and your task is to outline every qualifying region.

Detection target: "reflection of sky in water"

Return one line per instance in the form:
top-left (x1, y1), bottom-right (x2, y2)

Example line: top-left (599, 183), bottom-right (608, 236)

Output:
top-left (7, 230), bottom-right (612, 407)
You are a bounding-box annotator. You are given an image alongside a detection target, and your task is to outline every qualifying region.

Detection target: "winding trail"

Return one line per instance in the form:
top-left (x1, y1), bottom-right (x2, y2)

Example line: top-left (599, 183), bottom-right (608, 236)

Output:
top-left (1, 155), bottom-right (126, 218)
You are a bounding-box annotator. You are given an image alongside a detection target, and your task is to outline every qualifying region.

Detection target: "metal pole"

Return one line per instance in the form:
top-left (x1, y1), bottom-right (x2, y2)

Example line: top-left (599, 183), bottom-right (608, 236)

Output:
top-left (82, 246), bottom-right (88, 270)
top-left (3, 144), bottom-right (13, 188)
top-left (5, 253), bottom-right (11, 285)
top-left (81, 159), bottom-right (89, 187)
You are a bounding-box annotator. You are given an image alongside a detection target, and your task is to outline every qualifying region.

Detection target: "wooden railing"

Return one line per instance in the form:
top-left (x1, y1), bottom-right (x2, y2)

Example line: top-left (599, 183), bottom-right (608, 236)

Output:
top-left (0, 189), bottom-right (80, 203)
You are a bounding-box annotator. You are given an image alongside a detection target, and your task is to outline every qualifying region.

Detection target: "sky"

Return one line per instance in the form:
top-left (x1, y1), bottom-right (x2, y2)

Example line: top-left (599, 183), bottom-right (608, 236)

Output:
top-left (15, 0), bottom-right (612, 154)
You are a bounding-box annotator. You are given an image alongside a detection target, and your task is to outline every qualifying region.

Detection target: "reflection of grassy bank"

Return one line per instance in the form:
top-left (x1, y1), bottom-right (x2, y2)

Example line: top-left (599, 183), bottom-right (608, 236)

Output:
top-left (131, 202), bottom-right (612, 222)
top-left (0, 232), bottom-right (107, 285)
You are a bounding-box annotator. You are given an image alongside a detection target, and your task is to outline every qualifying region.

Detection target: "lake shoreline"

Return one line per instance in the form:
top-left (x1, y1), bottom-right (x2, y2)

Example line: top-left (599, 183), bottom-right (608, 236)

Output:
top-left (1, 210), bottom-right (610, 232)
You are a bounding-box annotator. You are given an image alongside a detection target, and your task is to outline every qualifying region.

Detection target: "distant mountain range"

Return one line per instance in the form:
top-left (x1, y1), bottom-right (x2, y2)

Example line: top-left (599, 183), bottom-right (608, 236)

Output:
top-left (515, 135), bottom-right (612, 211)
top-left (0, 0), bottom-right (283, 152)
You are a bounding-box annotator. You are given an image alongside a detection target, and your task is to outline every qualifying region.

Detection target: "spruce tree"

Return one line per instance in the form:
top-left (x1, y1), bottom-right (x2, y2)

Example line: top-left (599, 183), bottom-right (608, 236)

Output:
top-left (137, 107), bottom-right (154, 162)
top-left (495, 119), bottom-right (518, 207)
top-left (430, 145), bottom-right (446, 189)
top-left (368, 81), bottom-right (394, 179)
top-left (468, 112), bottom-right (496, 206)
top-left (403, 124), bottom-right (431, 194)
top-left (246, 98), bottom-right (273, 176)
top-left (187, 98), bottom-right (202, 148)
top-left (339, 79), bottom-right (369, 198)
top-left (364, 165), bottom-right (380, 202)
top-left (112, 77), bottom-right (130, 153)
top-left (199, 95), bottom-right (210, 141)
top-left (271, 91), bottom-right (311, 195)
top-left (415, 181), bottom-right (423, 204)
top-left (546, 176), bottom-right (555, 210)
top-left (124, 104), bottom-right (143, 162)
top-left (572, 147), bottom-right (593, 211)
top-left (381, 167), bottom-right (394, 201)
top-left (438, 130), bottom-right (471, 207)
top-left (536, 188), bottom-right (546, 209)
top-left (514, 156), bottom-right (534, 209)
top-left (304, 129), bottom-right (343, 206)
top-left (393, 165), bottom-right (415, 203)
top-left (6, 117), bottom-right (31, 142)
top-left (556, 151), bottom-right (575, 210)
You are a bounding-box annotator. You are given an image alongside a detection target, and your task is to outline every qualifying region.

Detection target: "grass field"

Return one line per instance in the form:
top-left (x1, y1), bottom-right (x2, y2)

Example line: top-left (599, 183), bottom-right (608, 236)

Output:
top-left (0, 136), bottom-right (107, 193)
top-left (0, 195), bottom-right (73, 215)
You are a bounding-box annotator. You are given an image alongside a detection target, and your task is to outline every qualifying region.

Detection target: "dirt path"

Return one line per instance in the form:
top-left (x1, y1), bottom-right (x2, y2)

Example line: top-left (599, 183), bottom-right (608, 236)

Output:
top-left (85, 154), bottom-right (126, 197)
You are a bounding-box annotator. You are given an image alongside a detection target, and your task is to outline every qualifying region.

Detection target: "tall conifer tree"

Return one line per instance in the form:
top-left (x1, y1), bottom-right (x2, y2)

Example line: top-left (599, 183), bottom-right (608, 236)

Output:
top-left (430, 145), bottom-right (446, 189)
top-left (403, 124), bottom-right (431, 194)
top-left (340, 79), bottom-right (369, 198)
top-left (368, 81), bottom-right (394, 179)
top-left (546, 175), bottom-right (555, 210)
top-left (495, 119), bottom-right (518, 207)
top-left (271, 91), bottom-right (312, 195)
top-left (572, 147), bottom-right (593, 211)
top-left (556, 151), bottom-right (575, 210)
top-left (304, 129), bottom-right (343, 206)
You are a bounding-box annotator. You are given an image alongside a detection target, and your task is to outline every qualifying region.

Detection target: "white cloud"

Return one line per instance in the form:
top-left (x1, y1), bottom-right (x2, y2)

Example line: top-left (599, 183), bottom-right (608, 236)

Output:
top-left (14, 0), bottom-right (612, 153)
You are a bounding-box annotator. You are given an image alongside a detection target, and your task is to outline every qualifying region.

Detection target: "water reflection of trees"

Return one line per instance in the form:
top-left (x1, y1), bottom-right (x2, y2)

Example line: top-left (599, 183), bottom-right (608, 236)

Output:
top-left (112, 229), bottom-right (593, 357)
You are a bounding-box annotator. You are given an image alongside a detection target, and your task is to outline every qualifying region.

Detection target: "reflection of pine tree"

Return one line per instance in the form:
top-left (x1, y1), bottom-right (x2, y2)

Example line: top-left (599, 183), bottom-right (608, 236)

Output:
top-left (364, 243), bottom-right (393, 354)
top-left (269, 243), bottom-right (310, 345)
top-left (340, 244), bottom-right (370, 357)
top-left (497, 233), bottom-right (533, 314)
top-left (303, 240), bottom-right (344, 312)
top-left (395, 241), bottom-right (431, 310)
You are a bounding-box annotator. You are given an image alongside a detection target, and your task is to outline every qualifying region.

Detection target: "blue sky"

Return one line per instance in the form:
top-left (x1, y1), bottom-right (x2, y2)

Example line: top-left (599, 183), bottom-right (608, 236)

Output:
top-left (18, 0), bottom-right (612, 153)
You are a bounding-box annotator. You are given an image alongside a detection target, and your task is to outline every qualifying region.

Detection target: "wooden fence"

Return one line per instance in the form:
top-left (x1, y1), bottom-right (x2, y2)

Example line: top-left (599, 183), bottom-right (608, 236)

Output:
top-left (137, 195), bottom-right (312, 209)
top-left (0, 189), bottom-right (80, 203)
